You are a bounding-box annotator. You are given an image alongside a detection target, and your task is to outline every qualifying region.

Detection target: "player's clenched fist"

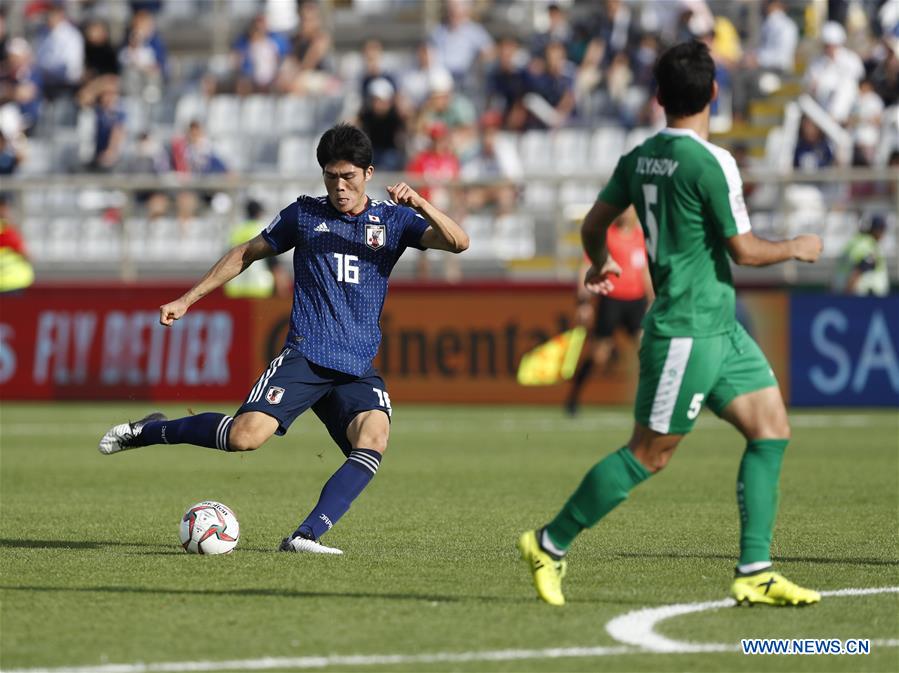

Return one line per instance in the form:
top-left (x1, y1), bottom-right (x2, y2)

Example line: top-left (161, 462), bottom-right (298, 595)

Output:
top-left (792, 234), bottom-right (823, 263)
top-left (584, 256), bottom-right (622, 296)
top-left (159, 298), bottom-right (189, 326)
top-left (387, 183), bottom-right (423, 210)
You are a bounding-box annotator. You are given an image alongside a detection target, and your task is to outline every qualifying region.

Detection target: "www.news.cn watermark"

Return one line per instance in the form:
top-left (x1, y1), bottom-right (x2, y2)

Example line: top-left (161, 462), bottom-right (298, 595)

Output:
top-left (741, 639), bottom-right (871, 655)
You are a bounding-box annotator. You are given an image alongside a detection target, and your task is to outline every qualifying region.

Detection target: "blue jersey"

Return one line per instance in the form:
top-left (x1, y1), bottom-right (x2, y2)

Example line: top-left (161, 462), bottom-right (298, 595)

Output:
top-left (262, 195), bottom-right (429, 376)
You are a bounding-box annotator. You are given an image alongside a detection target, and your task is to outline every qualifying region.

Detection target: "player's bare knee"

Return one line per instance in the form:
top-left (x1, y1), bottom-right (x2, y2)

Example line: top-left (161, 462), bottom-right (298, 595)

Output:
top-left (354, 427), bottom-right (389, 453)
top-left (227, 429), bottom-right (260, 452)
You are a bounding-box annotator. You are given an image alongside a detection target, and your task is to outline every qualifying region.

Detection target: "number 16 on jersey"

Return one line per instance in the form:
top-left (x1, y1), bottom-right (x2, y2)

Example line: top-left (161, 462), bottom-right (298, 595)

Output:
top-left (334, 253), bottom-right (359, 284)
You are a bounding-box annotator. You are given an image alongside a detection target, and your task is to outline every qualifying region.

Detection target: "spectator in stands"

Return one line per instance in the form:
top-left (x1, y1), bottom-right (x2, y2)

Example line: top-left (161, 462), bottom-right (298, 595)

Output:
top-left (265, 0), bottom-right (299, 41)
top-left (530, 3), bottom-right (573, 58)
top-left (357, 77), bottom-right (406, 172)
top-left (756, 0), bottom-right (799, 73)
top-left (406, 122), bottom-right (459, 203)
top-left (852, 77), bottom-right (884, 160)
top-left (119, 9), bottom-right (165, 102)
top-left (126, 9), bottom-right (167, 77)
top-left (415, 68), bottom-right (478, 162)
top-left (359, 39), bottom-right (396, 101)
top-left (398, 42), bottom-right (447, 114)
top-left (590, 0), bottom-right (639, 65)
top-left (461, 116), bottom-right (520, 217)
top-left (35, 2), bottom-right (84, 99)
top-left (171, 119), bottom-right (228, 176)
top-left (124, 130), bottom-right (170, 219)
top-left (87, 87), bottom-right (126, 172)
top-left (733, 0), bottom-right (799, 121)
top-left (232, 14), bottom-right (287, 96)
top-left (793, 116), bottom-right (835, 171)
top-left (405, 121), bottom-right (464, 281)
top-left (0, 38), bottom-right (42, 134)
top-left (0, 131), bottom-right (24, 175)
top-left (487, 36), bottom-right (528, 131)
top-left (0, 9), bottom-right (8, 65)
top-left (0, 194), bottom-right (34, 294)
top-left (429, 0), bottom-right (494, 89)
top-left (277, 0), bottom-right (336, 96)
top-left (523, 41), bottom-right (576, 129)
top-left (804, 21), bottom-right (865, 124)
top-left (83, 19), bottom-right (120, 82)
top-left (833, 214), bottom-right (890, 296)
top-left (224, 199), bottom-right (282, 299)
top-left (870, 36), bottom-right (899, 107)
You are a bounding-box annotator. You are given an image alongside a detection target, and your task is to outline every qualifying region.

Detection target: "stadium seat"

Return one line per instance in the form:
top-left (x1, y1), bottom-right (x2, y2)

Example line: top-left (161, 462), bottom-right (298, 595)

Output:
top-left (46, 218), bottom-right (80, 261)
top-left (590, 127), bottom-right (627, 171)
top-left (625, 127), bottom-right (654, 152)
top-left (208, 95), bottom-right (241, 137)
top-left (240, 95), bottom-right (277, 137)
top-left (518, 131), bottom-right (553, 177)
top-left (278, 136), bottom-right (317, 176)
top-left (21, 218), bottom-right (46, 260)
top-left (83, 217), bottom-right (121, 261)
top-left (122, 97), bottom-right (149, 136)
top-left (523, 181), bottom-right (556, 210)
top-left (19, 139), bottom-right (53, 175)
top-left (213, 135), bottom-right (247, 173)
top-left (277, 98), bottom-right (317, 135)
top-left (174, 92), bottom-right (209, 130)
top-left (551, 129), bottom-right (590, 175)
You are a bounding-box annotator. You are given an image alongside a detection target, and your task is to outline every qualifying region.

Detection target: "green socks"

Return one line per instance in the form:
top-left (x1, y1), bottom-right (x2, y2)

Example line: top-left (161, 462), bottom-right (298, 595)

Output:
top-left (544, 446), bottom-right (651, 552)
top-left (737, 438), bottom-right (788, 566)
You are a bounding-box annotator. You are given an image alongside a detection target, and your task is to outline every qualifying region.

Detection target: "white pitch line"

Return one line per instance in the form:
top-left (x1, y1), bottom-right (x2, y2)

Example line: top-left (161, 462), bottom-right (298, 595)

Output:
top-left (0, 646), bottom-right (635, 673)
top-left (5, 588), bottom-right (898, 673)
top-left (606, 586), bottom-right (899, 653)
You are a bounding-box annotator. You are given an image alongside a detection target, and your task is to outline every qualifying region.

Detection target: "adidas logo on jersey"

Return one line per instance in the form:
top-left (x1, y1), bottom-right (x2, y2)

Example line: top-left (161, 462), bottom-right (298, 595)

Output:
top-left (314, 222), bottom-right (330, 232)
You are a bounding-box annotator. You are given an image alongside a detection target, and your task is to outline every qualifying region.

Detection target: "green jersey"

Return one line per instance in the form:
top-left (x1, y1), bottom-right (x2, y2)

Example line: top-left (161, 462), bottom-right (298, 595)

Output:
top-left (599, 128), bottom-right (751, 337)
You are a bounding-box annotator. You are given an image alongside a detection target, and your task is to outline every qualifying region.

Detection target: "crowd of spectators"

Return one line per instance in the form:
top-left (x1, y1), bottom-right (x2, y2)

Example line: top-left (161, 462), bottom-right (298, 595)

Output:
top-left (1, 1), bottom-right (897, 176)
top-left (0, 0), bottom-right (897, 276)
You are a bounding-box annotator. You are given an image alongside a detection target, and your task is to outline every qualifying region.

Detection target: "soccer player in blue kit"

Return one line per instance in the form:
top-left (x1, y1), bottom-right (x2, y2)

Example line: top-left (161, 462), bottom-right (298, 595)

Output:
top-left (98, 124), bottom-right (469, 554)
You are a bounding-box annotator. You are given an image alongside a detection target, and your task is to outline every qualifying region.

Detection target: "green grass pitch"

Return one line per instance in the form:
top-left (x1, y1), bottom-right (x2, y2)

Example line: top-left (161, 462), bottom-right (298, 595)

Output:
top-left (1, 403), bottom-right (897, 672)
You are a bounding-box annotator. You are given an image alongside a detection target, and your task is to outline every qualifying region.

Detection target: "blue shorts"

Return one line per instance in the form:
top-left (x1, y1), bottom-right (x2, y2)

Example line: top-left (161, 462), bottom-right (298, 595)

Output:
top-left (237, 348), bottom-right (392, 456)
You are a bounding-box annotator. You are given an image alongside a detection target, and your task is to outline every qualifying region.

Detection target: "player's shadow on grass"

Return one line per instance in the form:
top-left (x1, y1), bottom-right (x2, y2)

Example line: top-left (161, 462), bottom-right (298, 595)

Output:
top-left (0, 584), bottom-right (541, 605)
top-left (0, 538), bottom-right (173, 551)
top-left (614, 551), bottom-right (899, 566)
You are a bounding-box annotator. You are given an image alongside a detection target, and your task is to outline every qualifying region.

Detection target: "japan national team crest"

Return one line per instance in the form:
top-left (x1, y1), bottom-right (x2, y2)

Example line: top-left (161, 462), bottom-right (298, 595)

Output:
top-left (365, 223), bottom-right (386, 250)
top-left (265, 386), bottom-right (285, 405)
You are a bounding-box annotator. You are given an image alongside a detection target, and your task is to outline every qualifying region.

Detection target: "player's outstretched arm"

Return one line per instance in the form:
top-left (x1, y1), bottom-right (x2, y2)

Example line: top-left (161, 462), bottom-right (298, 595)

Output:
top-left (159, 234), bottom-right (277, 326)
top-left (387, 182), bottom-right (470, 253)
top-left (726, 232), bottom-right (822, 268)
top-left (581, 199), bottom-right (625, 295)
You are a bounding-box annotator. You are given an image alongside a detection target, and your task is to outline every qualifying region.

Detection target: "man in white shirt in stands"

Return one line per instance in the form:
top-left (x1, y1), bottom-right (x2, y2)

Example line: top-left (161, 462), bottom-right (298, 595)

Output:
top-left (804, 21), bottom-right (865, 124)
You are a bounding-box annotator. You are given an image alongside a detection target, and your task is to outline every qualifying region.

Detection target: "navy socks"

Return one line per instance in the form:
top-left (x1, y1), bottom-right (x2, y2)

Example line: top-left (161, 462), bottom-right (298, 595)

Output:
top-left (138, 413), bottom-right (233, 451)
top-left (295, 449), bottom-right (383, 540)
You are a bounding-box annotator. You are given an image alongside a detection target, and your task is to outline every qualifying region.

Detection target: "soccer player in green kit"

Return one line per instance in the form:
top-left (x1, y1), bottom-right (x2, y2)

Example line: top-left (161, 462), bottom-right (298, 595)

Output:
top-left (518, 41), bottom-right (823, 607)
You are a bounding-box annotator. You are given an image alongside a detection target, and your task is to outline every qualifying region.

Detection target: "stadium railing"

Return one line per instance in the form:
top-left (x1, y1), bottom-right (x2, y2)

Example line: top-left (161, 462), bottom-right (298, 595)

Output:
top-left (3, 167), bottom-right (897, 285)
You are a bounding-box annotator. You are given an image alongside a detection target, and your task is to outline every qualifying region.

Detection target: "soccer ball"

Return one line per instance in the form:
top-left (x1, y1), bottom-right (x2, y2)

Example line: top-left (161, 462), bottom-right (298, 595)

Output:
top-left (179, 501), bottom-right (240, 555)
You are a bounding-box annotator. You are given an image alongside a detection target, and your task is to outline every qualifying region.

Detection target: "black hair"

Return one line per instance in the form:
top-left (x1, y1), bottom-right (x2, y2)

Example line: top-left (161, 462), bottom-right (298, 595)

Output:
top-left (316, 123), bottom-right (373, 170)
top-left (246, 199), bottom-right (263, 219)
top-left (653, 41), bottom-right (716, 118)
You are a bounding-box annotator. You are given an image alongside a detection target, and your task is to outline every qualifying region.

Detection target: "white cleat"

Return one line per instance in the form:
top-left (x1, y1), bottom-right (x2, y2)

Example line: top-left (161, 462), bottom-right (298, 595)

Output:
top-left (278, 536), bottom-right (344, 555)
top-left (98, 412), bottom-right (167, 455)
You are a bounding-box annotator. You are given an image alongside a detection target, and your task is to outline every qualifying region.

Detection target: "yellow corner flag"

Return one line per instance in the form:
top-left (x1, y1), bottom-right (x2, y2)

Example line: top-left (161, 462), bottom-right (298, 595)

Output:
top-left (516, 327), bottom-right (587, 386)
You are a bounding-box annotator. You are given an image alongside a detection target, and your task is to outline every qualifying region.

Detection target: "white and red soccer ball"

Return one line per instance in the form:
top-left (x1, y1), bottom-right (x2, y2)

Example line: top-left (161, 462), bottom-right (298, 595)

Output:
top-left (179, 501), bottom-right (240, 555)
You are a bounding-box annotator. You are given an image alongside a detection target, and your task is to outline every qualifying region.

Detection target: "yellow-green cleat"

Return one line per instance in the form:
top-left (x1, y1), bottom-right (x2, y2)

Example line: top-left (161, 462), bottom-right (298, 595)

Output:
top-left (731, 571), bottom-right (821, 606)
top-left (517, 530), bottom-right (567, 606)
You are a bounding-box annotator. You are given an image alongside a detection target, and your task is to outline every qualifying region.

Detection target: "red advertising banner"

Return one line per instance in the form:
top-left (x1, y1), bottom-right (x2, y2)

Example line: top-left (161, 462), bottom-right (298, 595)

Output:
top-left (0, 286), bottom-right (253, 401)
